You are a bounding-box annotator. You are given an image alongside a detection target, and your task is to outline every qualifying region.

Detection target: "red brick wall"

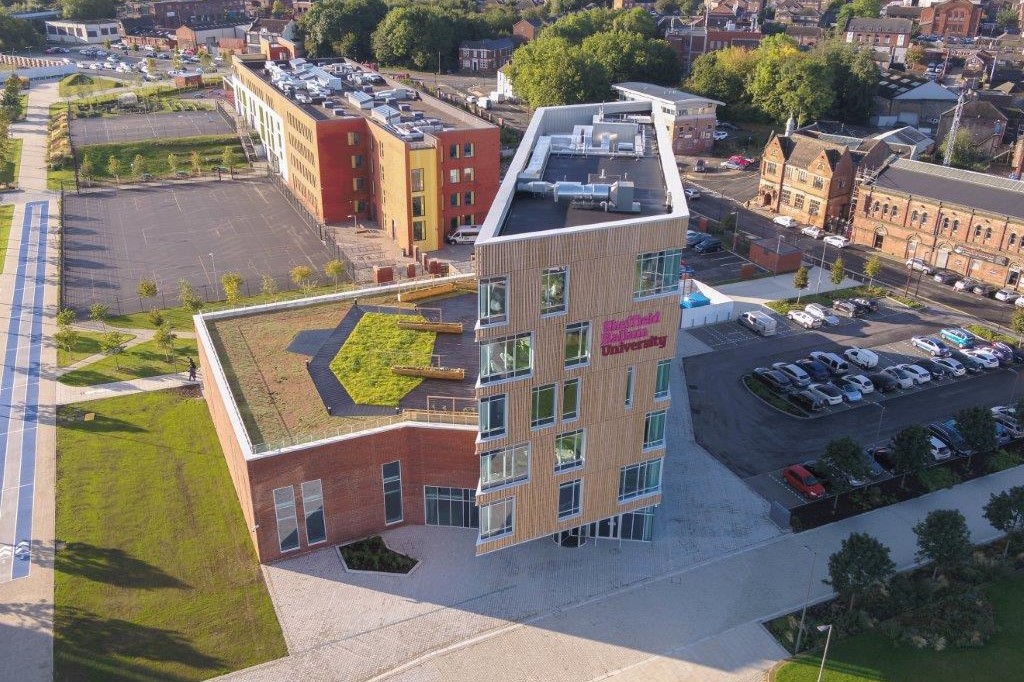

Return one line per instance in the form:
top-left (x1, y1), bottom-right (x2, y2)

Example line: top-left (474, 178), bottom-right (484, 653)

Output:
top-left (315, 117), bottom-right (370, 224)
top-left (432, 127), bottom-right (501, 240)
top-left (247, 425), bottom-right (478, 562)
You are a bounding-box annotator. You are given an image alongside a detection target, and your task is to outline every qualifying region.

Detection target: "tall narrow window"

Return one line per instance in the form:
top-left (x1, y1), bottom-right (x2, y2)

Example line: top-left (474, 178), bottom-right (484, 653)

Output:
top-left (555, 430), bottom-right (584, 471)
top-left (478, 277), bottom-right (507, 326)
top-left (541, 266), bottom-right (568, 315)
top-left (273, 486), bottom-right (299, 552)
top-left (564, 322), bottom-right (591, 368)
top-left (557, 480), bottom-right (582, 519)
top-left (412, 195), bottom-right (425, 217)
top-left (625, 366), bottom-right (635, 408)
top-left (655, 359), bottom-right (671, 400)
top-left (382, 461), bottom-right (403, 524)
top-left (531, 384), bottom-right (556, 428)
top-left (644, 410), bottom-right (667, 449)
top-left (410, 168), bottom-right (424, 192)
top-left (561, 378), bottom-right (579, 421)
top-left (479, 394), bottom-right (506, 440)
top-left (463, 142), bottom-right (475, 157)
top-left (301, 480), bottom-right (326, 545)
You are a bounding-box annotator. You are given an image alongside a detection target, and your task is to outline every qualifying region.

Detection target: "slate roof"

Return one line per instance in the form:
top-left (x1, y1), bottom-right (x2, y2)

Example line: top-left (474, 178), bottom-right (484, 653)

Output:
top-left (460, 37), bottom-right (517, 51)
top-left (776, 133), bottom-right (847, 169)
top-left (939, 100), bottom-right (1008, 122)
top-left (871, 159), bottom-right (1024, 221)
top-left (844, 17), bottom-right (914, 33)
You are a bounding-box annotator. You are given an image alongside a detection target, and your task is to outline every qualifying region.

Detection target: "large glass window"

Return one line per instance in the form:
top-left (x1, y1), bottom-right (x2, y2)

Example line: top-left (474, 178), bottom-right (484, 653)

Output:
top-left (620, 506), bottom-right (655, 540)
top-left (557, 480), bottom-right (582, 519)
top-left (301, 480), bottom-right (326, 545)
top-left (619, 458), bottom-right (663, 502)
top-left (561, 379), bottom-right (579, 421)
top-left (479, 498), bottom-right (514, 540)
top-left (480, 444), bottom-right (529, 489)
top-left (382, 461), bottom-right (403, 524)
top-left (480, 333), bottom-right (532, 383)
top-left (555, 430), bottom-right (584, 471)
top-left (411, 168), bottom-right (424, 192)
top-left (564, 322), bottom-right (591, 368)
top-left (531, 384), bottom-right (556, 428)
top-left (541, 266), bottom-right (568, 315)
top-left (478, 277), bottom-right (507, 326)
top-left (273, 486), bottom-right (299, 552)
top-left (479, 394), bottom-right (506, 440)
top-left (644, 410), bottom-right (667, 449)
top-left (425, 486), bottom-right (478, 528)
top-left (634, 249), bottom-right (682, 299)
top-left (655, 359), bottom-right (671, 400)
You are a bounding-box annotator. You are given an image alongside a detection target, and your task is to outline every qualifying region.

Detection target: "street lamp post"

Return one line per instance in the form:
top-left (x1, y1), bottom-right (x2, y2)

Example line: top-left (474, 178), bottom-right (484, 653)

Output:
top-left (814, 239), bottom-right (827, 294)
top-left (794, 546), bottom-right (817, 654)
top-left (209, 252), bottom-right (217, 285)
top-left (816, 624), bottom-right (834, 682)
top-left (875, 403), bottom-right (886, 443)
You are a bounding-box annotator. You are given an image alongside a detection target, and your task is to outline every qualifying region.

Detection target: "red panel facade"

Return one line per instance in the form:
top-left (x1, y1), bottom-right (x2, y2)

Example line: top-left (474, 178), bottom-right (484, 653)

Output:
top-left (315, 118), bottom-right (371, 224)
top-left (433, 127), bottom-right (502, 240)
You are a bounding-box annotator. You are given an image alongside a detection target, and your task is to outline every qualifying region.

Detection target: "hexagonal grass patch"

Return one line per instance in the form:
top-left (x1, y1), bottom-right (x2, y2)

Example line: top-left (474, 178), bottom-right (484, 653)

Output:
top-left (329, 312), bottom-right (436, 406)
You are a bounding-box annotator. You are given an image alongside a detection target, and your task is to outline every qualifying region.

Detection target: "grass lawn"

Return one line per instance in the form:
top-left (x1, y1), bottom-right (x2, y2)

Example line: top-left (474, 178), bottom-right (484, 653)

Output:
top-left (1, 137), bottom-right (23, 186)
top-left (57, 330), bottom-right (134, 367)
top-left (330, 312), bottom-right (435, 406)
top-left (59, 134), bottom-right (243, 186)
top-left (774, 575), bottom-right (1024, 682)
top-left (59, 74), bottom-right (121, 98)
top-left (58, 337), bottom-right (198, 386)
top-left (0, 204), bottom-right (12, 274)
top-left (55, 389), bottom-right (286, 681)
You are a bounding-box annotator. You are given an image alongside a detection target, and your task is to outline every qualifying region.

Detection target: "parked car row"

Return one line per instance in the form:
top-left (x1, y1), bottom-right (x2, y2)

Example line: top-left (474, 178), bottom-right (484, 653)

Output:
top-left (928, 268), bottom-right (1023, 304)
top-left (684, 229), bottom-right (722, 254)
top-left (785, 297), bottom-right (879, 329)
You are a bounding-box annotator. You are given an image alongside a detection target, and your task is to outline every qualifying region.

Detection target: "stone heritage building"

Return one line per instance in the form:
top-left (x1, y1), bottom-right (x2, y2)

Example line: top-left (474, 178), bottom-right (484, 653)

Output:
top-left (851, 158), bottom-right (1024, 289)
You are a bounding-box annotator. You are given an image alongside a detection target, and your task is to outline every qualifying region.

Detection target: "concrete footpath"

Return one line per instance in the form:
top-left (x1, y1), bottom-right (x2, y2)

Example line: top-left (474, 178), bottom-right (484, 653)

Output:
top-left (55, 371), bottom-right (199, 405)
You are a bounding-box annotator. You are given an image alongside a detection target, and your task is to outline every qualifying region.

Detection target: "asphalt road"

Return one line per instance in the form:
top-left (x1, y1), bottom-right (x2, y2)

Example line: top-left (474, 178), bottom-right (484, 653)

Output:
top-left (684, 186), bottom-right (1022, 332)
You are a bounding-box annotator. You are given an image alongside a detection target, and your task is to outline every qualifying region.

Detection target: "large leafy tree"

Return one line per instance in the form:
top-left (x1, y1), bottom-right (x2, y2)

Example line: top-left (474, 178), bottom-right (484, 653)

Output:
top-left (610, 7), bottom-right (658, 38)
top-left (580, 31), bottom-right (680, 88)
top-left (506, 35), bottom-right (607, 107)
top-left (686, 47), bottom-right (757, 113)
top-left (955, 407), bottom-right (997, 456)
top-left (983, 486), bottom-right (1024, 557)
top-left (302, 0), bottom-right (388, 60)
top-left (59, 0), bottom-right (117, 20)
top-left (891, 425), bottom-right (931, 486)
top-left (542, 7), bottom-right (618, 43)
top-left (372, 5), bottom-right (459, 71)
top-left (826, 532), bottom-right (895, 609)
top-left (815, 41), bottom-right (878, 123)
top-left (836, 0), bottom-right (882, 29)
top-left (914, 509), bottom-right (973, 578)
top-left (0, 11), bottom-right (45, 51)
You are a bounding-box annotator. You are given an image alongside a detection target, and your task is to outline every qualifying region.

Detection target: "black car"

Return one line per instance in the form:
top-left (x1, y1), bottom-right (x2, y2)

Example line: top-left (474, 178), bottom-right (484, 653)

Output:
top-left (859, 451), bottom-right (887, 479)
top-left (752, 367), bottom-right (795, 394)
top-left (950, 349), bottom-right (985, 373)
top-left (1011, 346), bottom-right (1024, 364)
top-left (914, 358), bottom-right (950, 380)
top-left (850, 297), bottom-right (879, 313)
top-left (795, 358), bottom-right (831, 383)
top-left (933, 270), bottom-right (958, 285)
top-left (869, 446), bottom-right (896, 474)
top-left (792, 389), bottom-right (827, 413)
top-left (687, 232), bottom-right (710, 247)
top-left (867, 372), bottom-right (901, 392)
top-left (694, 237), bottom-right (722, 254)
top-left (928, 421), bottom-right (972, 456)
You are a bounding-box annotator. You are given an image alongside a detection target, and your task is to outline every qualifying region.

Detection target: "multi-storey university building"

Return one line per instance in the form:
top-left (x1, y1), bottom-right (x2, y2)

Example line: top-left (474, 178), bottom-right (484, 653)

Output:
top-left (851, 159), bottom-right (1024, 289)
top-left (195, 95), bottom-right (687, 562)
top-left (228, 55), bottom-right (501, 254)
top-left (612, 82), bottom-right (722, 155)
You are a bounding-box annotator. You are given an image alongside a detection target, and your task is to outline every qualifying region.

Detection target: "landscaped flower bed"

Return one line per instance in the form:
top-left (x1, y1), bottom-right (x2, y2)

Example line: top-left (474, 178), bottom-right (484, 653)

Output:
top-left (339, 536), bottom-right (417, 574)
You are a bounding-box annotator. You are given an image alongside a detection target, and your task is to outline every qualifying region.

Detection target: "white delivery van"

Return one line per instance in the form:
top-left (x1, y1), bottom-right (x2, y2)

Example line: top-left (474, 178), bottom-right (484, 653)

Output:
top-left (737, 310), bottom-right (777, 336)
top-left (447, 225), bottom-right (481, 245)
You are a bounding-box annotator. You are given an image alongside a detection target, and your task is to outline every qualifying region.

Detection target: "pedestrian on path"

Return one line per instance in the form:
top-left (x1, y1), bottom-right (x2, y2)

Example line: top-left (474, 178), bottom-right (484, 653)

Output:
top-left (187, 357), bottom-right (197, 382)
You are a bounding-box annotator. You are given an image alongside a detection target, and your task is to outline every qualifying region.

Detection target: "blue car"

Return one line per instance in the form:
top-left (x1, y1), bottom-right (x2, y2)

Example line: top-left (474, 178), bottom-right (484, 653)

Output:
top-left (939, 327), bottom-right (975, 349)
top-left (836, 380), bottom-right (862, 403)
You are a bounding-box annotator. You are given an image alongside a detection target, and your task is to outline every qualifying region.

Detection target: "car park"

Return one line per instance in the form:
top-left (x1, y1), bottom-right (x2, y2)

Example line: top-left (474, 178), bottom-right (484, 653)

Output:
top-left (881, 366), bottom-right (915, 389)
top-left (896, 364), bottom-right (931, 385)
top-left (823, 235), bottom-right (850, 248)
top-left (804, 304), bottom-right (839, 326)
top-left (738, 310), bottom-right (777, 336)
top-left (949, 350), bottom-right (985, 373)
top-left (994, 414), bottom-right (1024, 439)
top-left (801, 226), bottom-right (823, 239)
top-left (720, 161), bottom-right (742, 170)
top-left (906, 257), bottom-right (934, 274)
top-left (928, 420), bottom-right (971, 456)
top-left (773, 216), bottom-right (799, 228)
top-left (910, 336), bottom-right (951, 357)
top-left (914, 358), bottom-right (950, 380)
top-left (972, 283), bottom-right (995, 297)
top-left (772, 362), bottom-right (811, 388)
top-left (843, 346), bottom-right (879, 369)
top-left (994, 289), bottom-right (1019, 303)
top-left (867, 372), bottom-right (901, 392)
top-left (783, 464), bottom-right (825, 499)
top-left (850, 297), bottom-right (879, 313)
top-left (832, 300), bottom-right (859, 317)
top-left (963, 348), bottom-right (999, 368)
top-left (687, 231), bottom-right (709, 247)
top-left (841, 374), bottom-right (874, 395)
top-left (809, 351), bottom-right (849, 375)
top-left (787, 310), bottom-right (822, 329)
top-left (992, 405), bottom-right (1018, 420)
top-left (939, 327), bottom-right (975, 348)
top-left (859, 451), bottom-right (887, 479)
top-left (983, 341), bottom-right (1015, 365)
top-left (792, 389), bottom-right (827, 413)
top-left (996, 421), bottom-right (1015, 446)
top-left (694, 237), bottom-right (722, 253)
top-left (835, 381), bottom-right (863, 402)
top-left (796, 358), bottom-right (830, 382)
top-left (694, 159), bottom-right (706, 172)
top-left (933, 270), bottom-right (958, 285)
top-left (953, 278), bottom-right (977, 292)
top-left (752, 367), bottom-right (794, 393)
top-left (808, 383), bottom-right (843, 406)
top-left (870, 446), bottom-right (895, 473)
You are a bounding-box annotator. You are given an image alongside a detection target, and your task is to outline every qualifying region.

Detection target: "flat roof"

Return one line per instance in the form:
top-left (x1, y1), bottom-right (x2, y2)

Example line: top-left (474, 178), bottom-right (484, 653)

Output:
top-left (612, 82), bottom-right (724, 107)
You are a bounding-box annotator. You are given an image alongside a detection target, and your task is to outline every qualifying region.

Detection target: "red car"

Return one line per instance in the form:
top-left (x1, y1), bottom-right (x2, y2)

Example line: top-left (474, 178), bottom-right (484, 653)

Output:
top-left (728, 154), bottom-right (755, 169)
top-left (783, 464), bottom-right (825, 500)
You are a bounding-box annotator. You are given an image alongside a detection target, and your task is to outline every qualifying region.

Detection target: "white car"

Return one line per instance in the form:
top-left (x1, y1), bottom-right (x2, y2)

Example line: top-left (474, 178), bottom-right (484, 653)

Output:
top-left (929, 436), bottom-right (952, 461)
top-left (994, 289), bottom-right (1019, 303)
top-left (906, 257), bottom-right (933, 274)
top-left (713, 130), bottom-right (729, 141)
top-left (808, 383), bottom-right (843, 406)
top-left (787, 310), bottom-right (822, 329)
top-left (823, 235), bottom-right (850, 248)
top-left (842, 374), bottom-right (875, 394)
top-left (964, 348), bottom-right (999, 368)
top-left (844, 347), bottom-right (878, 369)
top-left (881, 366), bottom-right (915, 389)
top-left (936, 358), bottom-right (966, 376)
top-left (992, 405), bottom-right (1018, 420)
top-left (801, 226), bottom-right (824, 239)
top-left (804, 303), bottom-right (839, 326)
top-left (773, 216), bottom-right (799, 228)
top-left (897, 364), bottom-right (932, 385)
top-left (720, 161), bottom-right (742, 170)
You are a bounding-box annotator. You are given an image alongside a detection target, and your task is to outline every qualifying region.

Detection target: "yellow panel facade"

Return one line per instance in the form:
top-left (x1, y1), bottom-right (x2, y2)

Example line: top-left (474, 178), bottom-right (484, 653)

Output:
top-left (409, 147), bottom-right (440, 252)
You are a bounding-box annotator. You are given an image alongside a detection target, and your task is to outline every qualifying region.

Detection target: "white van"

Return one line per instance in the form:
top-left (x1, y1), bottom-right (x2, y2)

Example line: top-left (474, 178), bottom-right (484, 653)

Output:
top-left (737, 310), bottom-right (777, 336)
top-left (447, 225), bottom-right (480, 245)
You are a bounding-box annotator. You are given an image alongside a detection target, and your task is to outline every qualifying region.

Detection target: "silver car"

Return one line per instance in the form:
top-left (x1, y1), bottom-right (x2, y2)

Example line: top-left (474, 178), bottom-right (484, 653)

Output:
top-left (881, 366), bottom-right (915, 389)
top-left (804, 303), bottom-right (839, 326)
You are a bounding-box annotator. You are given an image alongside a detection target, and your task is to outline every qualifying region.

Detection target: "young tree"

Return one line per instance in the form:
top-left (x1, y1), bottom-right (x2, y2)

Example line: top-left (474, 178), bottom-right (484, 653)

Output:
top-left (220, 145), bottom-right (236, 169)
top-left (107, 155), bottom-right (122, 184)
top-left (54, 326), bottom-right (79, 355)
top-left (290, 265), bottom-right (316, 293)
top-left (199, 51), bottom-right (214, 71)
top-left (905, 44), bottom-right (925, 67)
top-left (793, 265), bottom-right (809, 303)
top-left (220, 271), bottom-right (244, 304)
top-left (983, 486), bottom-right (1024, 558)
top-left (891, 424), bottom-right (931, 487)
top-left (1011, 308), bottom-right (1024, 345)
top-left (167, 153), bottom-right (179, 175)
top-left (913, 508), bottom-right (972, 578)
top-left (137, 277), bottom-right (158, 302)
top-left (79, 154), bottom-right (95, 183)
top-left (830, 255), bottom-right (845, 287)
top-left (955, 406), bottom-right (998, 458)
top-left (826, 532), bottom-right (895, 609)
top-left (131, 154), bottom-right (146, 180)
top-left (1, 76), bottom-right (22, 119)
top-left (190, 150), bottom-right (202, 175)
top-left (272, 0), bottom-right (286, 16)
top-left (172, 51), bottom-right (183, 70)
top-left (146, 57), bottom-right (157, 74)
top-left (99, 330), bottom-right (131, 369)
top-left (863, 254), bottom-right (881, 287)
top-left (56, 307), bottom-right (77, 327)
top-left (938, 129), bottom-right (978, 170)
top-left (178, 279), bottom-right (203, 312)
top-left (89, 303), bottom-right (109, 327)
top-left (153, 323), bottom-right (178, 362)
top-left (0, 111), bottom-right (10, 163)
top-left (819, 436), bottom-right (869, 512)
top-left (324, 259), bottom-right (345, 285)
